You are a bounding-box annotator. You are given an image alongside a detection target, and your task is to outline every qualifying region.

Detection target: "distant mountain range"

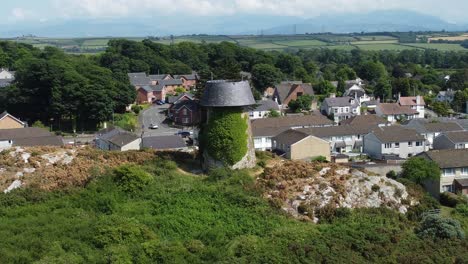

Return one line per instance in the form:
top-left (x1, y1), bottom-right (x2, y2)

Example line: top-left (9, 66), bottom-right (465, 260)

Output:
top-left (1, 10), bottom-right (466, 38)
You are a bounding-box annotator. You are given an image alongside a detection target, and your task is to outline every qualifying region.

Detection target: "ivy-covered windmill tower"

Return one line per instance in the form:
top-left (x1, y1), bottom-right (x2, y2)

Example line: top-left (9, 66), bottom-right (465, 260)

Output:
top-left (200, 80), bottom-right (256, 170)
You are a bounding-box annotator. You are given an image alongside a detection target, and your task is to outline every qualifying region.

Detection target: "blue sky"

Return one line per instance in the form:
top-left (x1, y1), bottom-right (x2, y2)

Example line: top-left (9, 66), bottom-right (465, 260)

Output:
top-left (3, 0), bottom-right (468, 24)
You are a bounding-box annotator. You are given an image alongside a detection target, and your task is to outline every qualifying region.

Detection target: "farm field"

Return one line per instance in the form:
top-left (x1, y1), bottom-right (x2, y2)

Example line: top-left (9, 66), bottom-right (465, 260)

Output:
top-left (403, 43), bottom-right (467, 51)
top-left (428, 34), bottom-right (468, 42)
top-left (4, 32), bottom-right (468, 53)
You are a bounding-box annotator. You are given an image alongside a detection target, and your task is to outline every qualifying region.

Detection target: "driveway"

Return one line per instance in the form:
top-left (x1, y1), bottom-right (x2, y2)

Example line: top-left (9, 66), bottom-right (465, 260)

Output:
top-left (139, 104), bottom-right (180, 137)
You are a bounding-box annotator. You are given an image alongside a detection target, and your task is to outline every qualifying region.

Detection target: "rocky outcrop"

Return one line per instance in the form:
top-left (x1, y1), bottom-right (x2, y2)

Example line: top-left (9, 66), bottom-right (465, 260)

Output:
top-left (261, 161), bottom-right (418, 222)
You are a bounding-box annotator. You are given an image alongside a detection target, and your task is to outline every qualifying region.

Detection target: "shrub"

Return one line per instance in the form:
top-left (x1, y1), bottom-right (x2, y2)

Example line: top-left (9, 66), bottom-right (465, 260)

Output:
top-left (131, 105), bottom-right (143, 114)
top-left (440, 192), bottom-right (468, 208)
top-left (311, 156), bottom-right (328, 163)
top-left (257, 160), bottom-right (266, 168)
top-left (371, 184), bottom-right (381, 192)
top-left (401, 157), bottom-right (440, 185)
top-left (32, 120), bottom-right (47, 129)
top-left (386, 170), bottom-right (397, 179)
top-left (113, 164), bottom-right (153, 193)
top-left (416, 214), bottom-right (465, 240)
top-left (454, 204), bottom-right (468, 217)
top-left (406, 194), bottom-right (440, 221)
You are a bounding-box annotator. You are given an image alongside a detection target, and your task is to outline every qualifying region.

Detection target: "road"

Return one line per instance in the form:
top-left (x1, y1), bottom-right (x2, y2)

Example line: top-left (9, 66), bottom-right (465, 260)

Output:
top-left (139, 104), bottom-right (180, 137)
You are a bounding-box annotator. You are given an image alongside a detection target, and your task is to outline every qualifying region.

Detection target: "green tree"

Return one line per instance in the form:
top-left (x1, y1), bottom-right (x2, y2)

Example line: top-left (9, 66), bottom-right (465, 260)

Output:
top-left (431, 101), bottom-right (451, 116)
top-left (267, 109), bottom-right (280, 118)
top-left (337, 79), bottom-right (346, 96)
top-left (358, 61), bottom-right (387, 81)
top-left (314, 80), bottom-right (336, 96)
top-left (374, 77), bottom-right (392, 102)
top-left (251, 64), bottom-right (283, 92)
top-left (451, 88), bottom-right (468, 113)
top-left (288, 95), bottom-right (313, 113)
top-left (401, 157), bottom-right (440, 185)
top-left (416, 214), bottom-right (465, 240)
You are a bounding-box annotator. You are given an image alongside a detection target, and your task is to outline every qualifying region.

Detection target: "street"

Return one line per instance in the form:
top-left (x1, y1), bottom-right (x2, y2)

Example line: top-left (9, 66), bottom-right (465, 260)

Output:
top-left (139, 104), bottom-right (180, 137)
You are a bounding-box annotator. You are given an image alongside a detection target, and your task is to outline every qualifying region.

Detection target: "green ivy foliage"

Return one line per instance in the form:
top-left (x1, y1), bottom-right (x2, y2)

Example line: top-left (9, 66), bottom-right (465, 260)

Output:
top-left (202, 107), bottom-right (248, 165)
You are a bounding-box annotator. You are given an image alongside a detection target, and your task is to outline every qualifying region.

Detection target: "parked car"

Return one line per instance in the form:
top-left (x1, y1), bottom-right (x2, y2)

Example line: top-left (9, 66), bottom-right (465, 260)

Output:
top-left (156, 100), bottom-right (165, 105)
top-left (149, 124), bottom-right (159, 129)
top-left (176, 131), bottom-right (193, 137)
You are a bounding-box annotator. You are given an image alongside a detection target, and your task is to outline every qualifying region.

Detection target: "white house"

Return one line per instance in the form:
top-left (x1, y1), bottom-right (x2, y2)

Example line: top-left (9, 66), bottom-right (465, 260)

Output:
top-left (363, 126), bottom-right (426, 160)
top-left (375, 103), bottom-right (419, 123)
top-left (249, 99), bottom-right (280, 119)
top-left (418, 149), bottom-right (468, 197)
top-left (436, 90), bottom-right (455, 103)
top-left (344, 85), bottom-right (372, 105)
top-left (320, 95), bottom-right (361, 123)
top-left (398, 95), bottom-right (425, 119)
top-left (0, 68), bottom-right (14, 80)
top-left (95, 127), bottom-right (141, 151)
top-left (403, 119), bottom-right (463, 149)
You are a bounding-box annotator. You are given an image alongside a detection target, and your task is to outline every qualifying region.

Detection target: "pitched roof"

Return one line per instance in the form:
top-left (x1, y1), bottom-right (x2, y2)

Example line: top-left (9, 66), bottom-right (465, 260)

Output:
top-left (128, 72), bottom-right (151, 86)
top-left (377, 103), bottom-right (418, 115)
top-left (0, 127), bottom-right (53, 140)
top-left (142, 135), bottom-right (186, 150)
top-left (252, 99), bottom-right (280, 112)
top-left (0, 111), bottom-right (25, 126)
top-left (369, 126), bottom-right (425, 143)
top-left (443, 131), bottom-right (468, 143)
top-left (171, 100), bottom-right (199, 112)
top-left (275, 83), bottom-right (314, 104)
top-left (272, 129), bottom-right (310, 146)
top-left (13, 136), bottom-right (63, 147)
top-left (0, 127), bottom-right (63, 147)
top-left (159, 79), bottom-right (183, 86)
top-left (323, 96), bottom-right (358, 107)
top-left (339, 115), bottom-right (387, 127)
top-left (149, 74), bottom-right (172, 80)
top-left (174, 74), bottom-right (198, 80)
top-left (403, 119), bottom-right (464, 134)
top-left (399, 96), bottom-right (425, 106)
top-left (251, 113), bottom-right (333, 129)
top-left (97, 127), bottom-right (139, 147)
top-left (419, 149), bottom-right (468, 168)
top-left (140, 85), bottom-right (165, 92)
top-left (168, 93), bottom-right (194, 104)
top-left (298, 125), bottom-right (360, 138)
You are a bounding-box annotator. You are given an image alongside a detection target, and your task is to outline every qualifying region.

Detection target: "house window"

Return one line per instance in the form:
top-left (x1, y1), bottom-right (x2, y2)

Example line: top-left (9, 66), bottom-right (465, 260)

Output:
top-left (182, 118), bottom-right (189, 124)
top-left (249, 112), bottom-right (254, 117)
top-left (456, 143), bottom-right (464, 149)
top-left (408, 142), bottom-right (413, 147)
top-left (254, 138), bottom-right (262, 146)
top-left (384, 143), bottom-right (392, 148)
top-left (182, 108), bottom-right (188, 115)
top-left (443, 168), bottom-right (455, 177)
top-left (334, 108), bottom-right (338, 114)
top-left (442, 184), bottom-right (454, 193)
top-left (416, 141), bottom-right (422, 147)
top-left (462, 167), bottom-right (468, 175)
top-left (345, 107), bottom-right (349, 113)
top-left (395, 143), bottom-right (400, 148)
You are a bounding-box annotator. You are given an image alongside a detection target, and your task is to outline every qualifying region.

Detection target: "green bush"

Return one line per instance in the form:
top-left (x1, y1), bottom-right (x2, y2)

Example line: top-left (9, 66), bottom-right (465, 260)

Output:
top-left (311, 156), bottom-right (328, 163)
top-left (386, 170), bottom-right (397, 179)
top-left (113, 164), bottom-right (153, 193)
top-left (114, 113), bottom-right (138, 131)
top-left (257, 160), bottom-right (266, 168)
top-left (201, 107), bottom-right (248, 165)
top-left (440, 192), bottom-right (468, 208)
top-left (416, 214), bottom-right (465, 240)
top-left (315, 204), bottom-right (351, 223)
top-left (454, 204), bottom-right (468, 217)
top-left (131, 105), bottom-right (143, 114)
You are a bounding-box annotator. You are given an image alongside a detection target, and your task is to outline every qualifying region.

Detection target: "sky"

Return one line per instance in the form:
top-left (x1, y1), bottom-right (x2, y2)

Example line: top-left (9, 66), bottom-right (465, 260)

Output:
top-left (3, 0), bottom-right (468, 24)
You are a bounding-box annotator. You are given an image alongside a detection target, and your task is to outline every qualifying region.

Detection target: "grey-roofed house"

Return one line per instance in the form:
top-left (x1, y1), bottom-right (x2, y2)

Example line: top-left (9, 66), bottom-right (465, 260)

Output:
top-left (298, 125), bottom-right (364, 154)
top-left (249, 99), bottom-right (280, 119)
top-left (375, 103), bottom-right (419, 123)
top-left (403, 119), bottom-right (464, 148)
top-left (320, 95), bottom-right (361, 123)
top-left (128, 72), bottom-right (151, 87)
top-left (142, 135), bottom-right (187, 151)
top-left (272, 129), bottom-right (331, 161)
top-left (363, 126), bottom-right (426, 160)
top-left (272, 82), bottom-right (314, 109)
top-left (433, 131), bottom-right (468, 150)
top-left (436, 90), bottom-right (455, 103)
top-left (418, 149), bottom-right (468, 197)
top-left (0, 127), bottom-right (63, 150)
top-left (95, 126), bottom-right (141, 151)
top-left (251, 113), bottom-right (334, 151)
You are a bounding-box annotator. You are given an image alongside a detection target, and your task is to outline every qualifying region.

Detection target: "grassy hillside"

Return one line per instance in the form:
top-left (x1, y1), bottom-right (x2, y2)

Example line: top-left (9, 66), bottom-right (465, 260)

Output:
top-left (6, 32), bottom-right (468, 54)
top-left (0, 151), bottom-right (467, 263)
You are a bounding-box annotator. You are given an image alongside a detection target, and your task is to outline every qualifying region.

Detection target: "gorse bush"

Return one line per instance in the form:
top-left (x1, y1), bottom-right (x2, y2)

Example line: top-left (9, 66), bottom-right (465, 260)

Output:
top-left (440, 192), bottom-right (468, 208)
top-left (113, 164), bottom-right (153, 193)
top-left (416, 214), bottom-right (465, 240)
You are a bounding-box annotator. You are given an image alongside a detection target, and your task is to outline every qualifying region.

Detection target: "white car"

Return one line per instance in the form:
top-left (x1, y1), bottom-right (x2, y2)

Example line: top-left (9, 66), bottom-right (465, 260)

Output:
top-left (149, 124), bottom-right (159, 129)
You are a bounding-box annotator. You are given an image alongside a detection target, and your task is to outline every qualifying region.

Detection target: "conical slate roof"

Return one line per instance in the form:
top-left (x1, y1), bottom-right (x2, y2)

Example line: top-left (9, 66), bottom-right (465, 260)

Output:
top-left (200, 80), bottom-right (255, 107)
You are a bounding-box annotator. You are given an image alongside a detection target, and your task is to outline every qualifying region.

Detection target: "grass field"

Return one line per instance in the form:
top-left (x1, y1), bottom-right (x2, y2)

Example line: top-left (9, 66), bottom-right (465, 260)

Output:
top-left (5, 33), bottom-right (468, 53)
top-left (403, 43), bottom-right (467, 51)
top-left (429, 34), bottom-right (468, 42)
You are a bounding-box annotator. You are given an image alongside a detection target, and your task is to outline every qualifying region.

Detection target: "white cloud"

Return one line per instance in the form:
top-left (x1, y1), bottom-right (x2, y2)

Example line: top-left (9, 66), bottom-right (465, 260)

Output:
top-left (51, 0), bottom-right (468, 22)
top-left (11, 8), bottom-right (28, 20)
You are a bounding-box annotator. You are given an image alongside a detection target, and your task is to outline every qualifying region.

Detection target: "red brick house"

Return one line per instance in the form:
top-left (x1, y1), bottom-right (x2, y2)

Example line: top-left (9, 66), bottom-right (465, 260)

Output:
top-left (136, 85), bottom-right (167, 104)
top-left (174, 74), bottom-right (198, 90)
top-left (168, 93), bottom-right (201, 126)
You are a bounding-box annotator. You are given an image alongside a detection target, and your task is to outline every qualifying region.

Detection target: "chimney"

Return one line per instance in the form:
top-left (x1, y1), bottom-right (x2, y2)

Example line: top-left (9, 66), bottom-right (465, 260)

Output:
top-left (416, 95), bottom-right (421, 105)
top-left (398, 93), bottom-right (401, 101)
top-left (330, 93), bottom-right (336, 98)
